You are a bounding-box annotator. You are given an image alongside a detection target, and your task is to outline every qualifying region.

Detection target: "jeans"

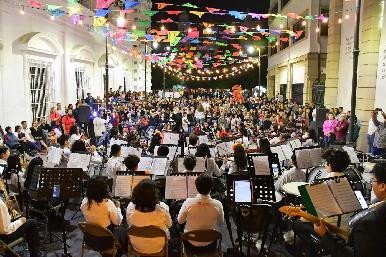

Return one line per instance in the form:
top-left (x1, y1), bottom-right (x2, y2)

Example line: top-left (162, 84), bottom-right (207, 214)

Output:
top-left (0, 220), bottom-right (40, 257)
top-left (367, 134), bottom-right (375, 153)
top-left (372, 147), bottom-right (386, 156)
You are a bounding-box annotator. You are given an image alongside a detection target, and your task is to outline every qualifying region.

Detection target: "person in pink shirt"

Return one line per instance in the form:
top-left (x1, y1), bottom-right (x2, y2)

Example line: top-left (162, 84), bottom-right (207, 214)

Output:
top-left (323, 112), bottom-right (338, 146)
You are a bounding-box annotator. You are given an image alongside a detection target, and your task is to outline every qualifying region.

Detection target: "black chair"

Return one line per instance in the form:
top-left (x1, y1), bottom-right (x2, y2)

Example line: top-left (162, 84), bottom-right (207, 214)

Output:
top-left (180, 229), bottom-right (222, 257)
top-left (235, 204), bottom-right (274, 257)
top-left (0, 238), bottom-right (24, 257)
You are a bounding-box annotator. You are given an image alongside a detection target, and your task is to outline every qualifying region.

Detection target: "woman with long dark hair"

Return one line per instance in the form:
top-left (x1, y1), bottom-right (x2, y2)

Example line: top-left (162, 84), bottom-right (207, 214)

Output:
top-left (221, 143), bottom-right (248, 174)
top-left (126, 179), bottom-right (171, 254)
top-left (195, 143), bottom-right (222, 176)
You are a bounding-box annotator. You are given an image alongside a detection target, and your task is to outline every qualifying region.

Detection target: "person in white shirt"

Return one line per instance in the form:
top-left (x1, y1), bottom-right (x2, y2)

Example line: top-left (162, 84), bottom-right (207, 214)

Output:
top-left (4, 154), bottom-right (26, 194)
top-left (181, 154), bottom-right (198, 173)
top-left (93, 114), bottom-right (107, 140)
top-left (0, 146), bottom-right (9, 169)
top-left (368, 109), bottom-right (384, 154)
top-left (106, 144), bottom-right (125, 180)
top-left (177, 173), bottom-right (224, 252)
top-left (195, 143), bottom-right (223, 176)
top-left (275, 154), bottom-right (306, 191)
top-left (68, 125), bottom-right (81, 145)
top-left (126, 179), bottom-right (172, 254)
top-left (80, 176), bottom-right (127, 255)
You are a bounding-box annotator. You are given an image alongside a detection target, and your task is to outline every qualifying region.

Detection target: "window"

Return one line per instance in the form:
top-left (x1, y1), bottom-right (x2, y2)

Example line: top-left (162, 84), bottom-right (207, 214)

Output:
top-left (280, 32), bottom-right (290, 50)
top-left (292, 20), bottom-right (306, 44)
top-left (134, 61), bottom-right (138, 65)
top-left (281, 0), bottom-right (290, 9)
top-left (269, 42), bottom-right (278, 56)
top-left (134, 78), bottom-right (138, 81)
top-left (28, 61), bottom-right (49, 121)
top-left (75, 67), bottom-right (90, 101)
top-left (134, 69), bottom-right (138, 73)
top-left (320, 8), bottom-right (329, 36)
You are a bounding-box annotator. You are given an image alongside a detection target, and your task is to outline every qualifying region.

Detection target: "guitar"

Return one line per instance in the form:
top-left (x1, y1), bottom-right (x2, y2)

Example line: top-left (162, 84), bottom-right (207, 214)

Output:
top-left (279, 205), bottom-right (349, 241)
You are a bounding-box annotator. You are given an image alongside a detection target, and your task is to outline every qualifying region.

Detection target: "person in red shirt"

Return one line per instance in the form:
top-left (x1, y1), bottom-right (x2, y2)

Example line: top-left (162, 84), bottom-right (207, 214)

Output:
top-left (335, 113), bottom-right (349, 143)
top-left (62, 109), bottom-right (76, 135)
top-left (49, 107), bottom-right (61, 127)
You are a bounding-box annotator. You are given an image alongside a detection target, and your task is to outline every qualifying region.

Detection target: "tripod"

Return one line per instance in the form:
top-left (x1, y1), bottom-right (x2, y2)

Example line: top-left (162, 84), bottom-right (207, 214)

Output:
top-left (36, 167), bottom-right (84, 257)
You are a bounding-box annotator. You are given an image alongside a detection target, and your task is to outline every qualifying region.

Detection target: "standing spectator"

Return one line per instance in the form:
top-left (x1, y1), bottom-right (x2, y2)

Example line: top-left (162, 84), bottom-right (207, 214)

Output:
top-left (49, 107), bottom-right (61, 128)
top-left (322, 113), bottom-right (337, 147)
top-left (368, 109), bottom-right (382, 153)
top-left (56, 103), bottom-right (65, 116)
top-left (61, 109), bottom-right (76, 135)
top-left (335, 113), bottom-right (349, 144)
top-left (371, 110), bottom-right (386, 156)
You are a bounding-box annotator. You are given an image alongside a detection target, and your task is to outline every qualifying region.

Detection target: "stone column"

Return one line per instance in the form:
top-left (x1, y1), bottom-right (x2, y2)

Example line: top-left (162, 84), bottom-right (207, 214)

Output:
top-left (324, 0), bottom-right (343, 108)
top-left (355, 0), bottom-right (382, 151)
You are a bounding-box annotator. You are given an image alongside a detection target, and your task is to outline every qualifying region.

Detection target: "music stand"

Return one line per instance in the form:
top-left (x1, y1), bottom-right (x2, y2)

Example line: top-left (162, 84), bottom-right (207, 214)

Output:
top-left (37, 167), bottom-right (84, 257)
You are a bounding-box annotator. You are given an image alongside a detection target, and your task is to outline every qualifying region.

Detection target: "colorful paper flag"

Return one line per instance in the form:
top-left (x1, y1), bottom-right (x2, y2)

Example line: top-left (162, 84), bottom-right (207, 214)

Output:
top-left (28, 0), bottom-right (42, 8)
top-left (144, 10), bottom-right (159, 16)
top-left (190, 11), bottom-right (205, 18)
top-left (181, 3), bottom-right (199, 8)
top-left (95, 9), bottom-right (111, 17)
top-left (96, 0), bottom-right (115, 9)
top-left (125, 0), bottom-right (139, 9)
top-left (93, 17), bottom-right (107, 26)
top-left (155, 3), bottom-right (173, 9)
top-left (166, 11), bottom-right (182, 15)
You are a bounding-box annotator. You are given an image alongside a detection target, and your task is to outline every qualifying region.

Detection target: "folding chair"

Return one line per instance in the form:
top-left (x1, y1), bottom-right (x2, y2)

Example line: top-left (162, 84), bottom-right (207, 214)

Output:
top-left (0, 238), bottom-right (24, 257)
top-left (78, 222), bottom-right (121, 257)
top-left (127, 225), bottom-right (168, 257)
top-left (180, 229), bottom-right (222, 257)
top-left (235, 204), bottom-right (274, 257)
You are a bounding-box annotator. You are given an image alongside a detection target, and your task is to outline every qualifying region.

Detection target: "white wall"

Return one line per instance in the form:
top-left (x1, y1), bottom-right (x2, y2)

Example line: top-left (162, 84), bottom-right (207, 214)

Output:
top-left (375, 1), bottom-right (386, 111)
top-left (0, 0), bottom-right (151, 127)
top-left (336, 0), bottom-right (357, 109)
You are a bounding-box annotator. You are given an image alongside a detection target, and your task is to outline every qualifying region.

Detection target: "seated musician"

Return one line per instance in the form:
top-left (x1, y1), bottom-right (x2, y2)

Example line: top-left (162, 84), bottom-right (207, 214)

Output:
top-left (181, 154), bottom-right (197, 173)
top-left (188, 134), bottom-right (199, 148)
top-left (275, 154), bottom-right (306, 191)
top-left (177, 173), bottom-right (224, 252)
top-left (313, 163), bottom-right (386, 257)
top-left (123, 154), bottom-right (140, 172)
top-left (156, 145), bottom-right (169, 157)
top-left (0, 189), bottom-right (43, 257)
top-left (221, 143), bottom-right (248, 174)
top-left (126, 179), bottom-right (171, 254)
top-left (80, 176), bottom-right (127, 255)
top-left (4, 154), bottom-right (26, 194)
top-left (195, 143), bottom-right (223, 176)
top-left (58, 134), bottom-right (71, 159)
top-left (322, 148), bottom-right (351, 178)
top-left (106, 144), bottom-right (125, 180)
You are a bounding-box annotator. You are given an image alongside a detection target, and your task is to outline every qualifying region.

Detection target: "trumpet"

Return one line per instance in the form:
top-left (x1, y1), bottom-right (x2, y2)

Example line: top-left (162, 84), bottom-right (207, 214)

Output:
top-left (0, 178), bottom-right (23, 221)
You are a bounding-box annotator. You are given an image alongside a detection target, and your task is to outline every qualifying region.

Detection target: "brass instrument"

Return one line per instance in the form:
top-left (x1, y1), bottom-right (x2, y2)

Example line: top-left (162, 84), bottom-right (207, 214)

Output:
top-left (0, 178), bottom-right (23, 221)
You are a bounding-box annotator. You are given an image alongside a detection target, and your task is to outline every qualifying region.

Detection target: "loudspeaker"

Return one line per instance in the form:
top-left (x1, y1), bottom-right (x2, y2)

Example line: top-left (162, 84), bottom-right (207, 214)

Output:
top-left (78, 105), bottom-right (91, 123)
top-left (315, 108), bottom-right (329, 127)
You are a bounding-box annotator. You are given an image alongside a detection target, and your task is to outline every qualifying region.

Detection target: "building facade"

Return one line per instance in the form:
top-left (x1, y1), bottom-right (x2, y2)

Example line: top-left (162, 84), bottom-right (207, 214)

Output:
top-left (267, 0), bottom-right (329, 105)
top-left (0, 0), bottom-right (152, 126)
top-left (324, 0), bottom-right (385, 151)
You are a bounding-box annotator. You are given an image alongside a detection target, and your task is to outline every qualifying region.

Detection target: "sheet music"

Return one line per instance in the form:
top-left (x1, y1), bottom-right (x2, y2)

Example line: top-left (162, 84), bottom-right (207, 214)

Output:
top-left (198, 135), bottom-right (209, 145)
top-left (209, 147), bottom-right (217, 158)
top-left (132, 176), bottom-right (150, 191)
top-left (47, 147), bottom-right (63, 166)
top-left (271, 146), bottom-right (286, 163)
top-left (163, 132), bottom-right (180, 145)
top-left (294, 139), bottom-right (302, 149)
top-left (252, 156), bottom-right (271, 176)
top-left (188, 148), bottom-right (197, 155)
top-left (216, 142), bottom-right (229, 157)
top-left (121, 146), bottom-right (141, 158)
top-left (151, 158), bottom-right (168, 176)
top-left (343, 146), bottom-right (360, 164)
top-left (187, 176), bottom-right (199, 198)
top-left (234, 180), bottom-right (252, 203)
top-left (281, 144), bottom-right (293, 160)
top-left (138, 157), bottom-right (153, 171)
top-left (226, 141), bottom-right (235, 154)
top-left (328, 178), bottom-right (362, 214)
top-left (67, 153), bottom-right (91, 171)
top-left (177, 157), bottom-right (185, 172)
top-left (310, 148), bottom-right (323, 167)
top-left (195, 157), bottom-right (206, 172)
top-left (306, 183), bottom-right (342, 217)
top-left (165, 176), bottom-right (187, 199)
top-left (289, 140), bottom-right (297, 150)
top-left (114, 175), bottom-right (133, 197)
top-left (295, 149), bottom-right (313, 169)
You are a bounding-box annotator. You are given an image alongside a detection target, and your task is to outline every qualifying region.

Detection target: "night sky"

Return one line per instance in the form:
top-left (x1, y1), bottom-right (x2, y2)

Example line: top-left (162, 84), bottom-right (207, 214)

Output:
top-left (150, 0), bottom-right (270, 90)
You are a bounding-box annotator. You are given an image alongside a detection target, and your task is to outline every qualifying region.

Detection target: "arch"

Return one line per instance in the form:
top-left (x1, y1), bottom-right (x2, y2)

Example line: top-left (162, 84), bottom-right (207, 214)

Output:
top-left (14, 32), bottom-right (64, 58)
top-left (98, 53), bottom-right (119, 67)
top-left (70, 45), bottom-right (95, 63)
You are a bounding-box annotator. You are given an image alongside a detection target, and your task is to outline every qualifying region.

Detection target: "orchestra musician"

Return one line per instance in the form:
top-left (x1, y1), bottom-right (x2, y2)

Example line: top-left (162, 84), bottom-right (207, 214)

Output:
top-left (221, 143), bottom-right (248, 174)
top-left (106, 144), bottom-right (125, 180)
top-left (123, 154), bottom-right (140, 172)
top-left (314, 163), bottom-right (386, 257)
top-left (195, 143), bottom-right (223, 177)
top-left (181, 154), bottom-right (198, 173)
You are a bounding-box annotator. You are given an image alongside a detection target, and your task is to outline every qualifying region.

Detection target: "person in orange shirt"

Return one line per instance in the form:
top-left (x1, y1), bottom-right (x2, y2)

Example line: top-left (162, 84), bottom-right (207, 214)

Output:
top-left (61, 109), bottom-right (76, 135)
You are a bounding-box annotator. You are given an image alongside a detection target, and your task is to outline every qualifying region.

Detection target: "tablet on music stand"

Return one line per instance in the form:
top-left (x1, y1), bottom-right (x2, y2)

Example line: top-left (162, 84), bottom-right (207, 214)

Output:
top-left (234, 180), bottom-right (253, 203)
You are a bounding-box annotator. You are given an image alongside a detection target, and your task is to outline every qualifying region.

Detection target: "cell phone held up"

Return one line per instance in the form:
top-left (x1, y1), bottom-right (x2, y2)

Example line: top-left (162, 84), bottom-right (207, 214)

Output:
top-left (52, 185), bottom-right (61, 199)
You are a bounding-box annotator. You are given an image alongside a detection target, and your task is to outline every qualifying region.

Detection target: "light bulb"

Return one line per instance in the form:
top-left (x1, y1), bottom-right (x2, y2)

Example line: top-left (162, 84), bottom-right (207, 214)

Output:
top-left (78, 19), bottom-right (83, 25)
top-left (316, 27), bottom-right (320, 33)
top-left (188, 28), bottom-right (192, 33)
top-left (132, 25), bottom-right (136, 30)
top-left (322, 17), bottom-right (329, 23)
top-left (51, 15), bottom-right (55, 20)
top-left (345, 14), bottom-right (350, 19)
top-left (161, 26), bottom-right (165, 30)
top-left (20, 7), bottom-right (25, 15)
top-left (117, 16), bottom-right (125, 27)
top-left (247, 46), bottom-right (254, 54)
top-left (231, 26), bottom-right (236, 33)
top-left (302, 20), bottom-right (307, 26)
top-left (279, 24), bottom-right (284, 29)
top-left (152, 42), bottom-right (159, 49)
top-left (206, 28), bottom-right (212, 33)
top-left (256, 25), bottom-right (261, 30)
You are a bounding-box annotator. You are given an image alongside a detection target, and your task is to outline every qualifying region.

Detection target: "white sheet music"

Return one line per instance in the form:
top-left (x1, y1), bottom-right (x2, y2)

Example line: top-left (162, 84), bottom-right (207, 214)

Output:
top-left (306, 183), bottom-right (342, 217)
top-left (198, 135), bottom-right (209, 145)
top-left (132, 176), bottom-right (150, 191)
top-left (271, 146), bottom-right (286, 163)
top-left (195, 157), bottom-right (206, 172)
top-left (209, 147), bottom-right (217, 158)
top-left (281, 144), bottom-right (293, 160)
top-left (328, 178), bottom-right (362, 214)
top-left (310, 148), bottom-right (323, 167)
top-left (114, 175), bottom-right (133, 197)
top-left (294, 139), bottom-right (302, 149)
top-left (234, 180), bottom-right (252, 203)
top-left (343, 146), bottom-right (360, 164)
top-left (67, 153), bottom-right (91, 171)
top-left (187, 176), bottom-right (199, 198)
top-left (47, 147), bottom-right (63, 166)
top-left (165, 176), bottom-right (187, 199)
top-left (138, 157), bottom-right (153, 171)
top-left (121, 146), bottom-right (141, 158)
top-left (151, 158), bottom-right (168, 176)
top-left (252, 156), bottom-right (271, 176)
top-left (188, 147), bottom-right (197, 155)
top-left (226, 142), bottom-right (235, 154)
top-left (216, 142), bottom-right (230, 157)
top-left (295, 149), bottom-right (313, 169)
top-left (163, 132), bottom-right (180, 145)
top-left (177, 157), bottom-right (185, 172)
